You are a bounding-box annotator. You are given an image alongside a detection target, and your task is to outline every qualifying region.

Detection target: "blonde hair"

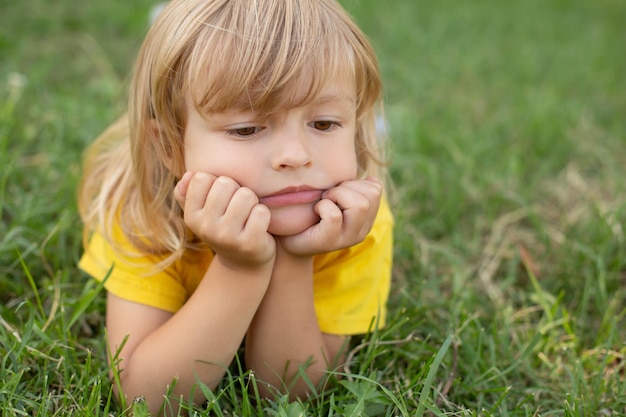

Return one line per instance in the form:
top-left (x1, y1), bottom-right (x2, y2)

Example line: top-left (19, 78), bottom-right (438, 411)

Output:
top-left (79, 0), bottom-right (387, 267)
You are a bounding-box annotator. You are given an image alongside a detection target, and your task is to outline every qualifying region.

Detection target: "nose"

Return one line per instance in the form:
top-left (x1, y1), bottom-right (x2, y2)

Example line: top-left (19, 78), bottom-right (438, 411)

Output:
top-left (271, 125), bottom-right (313, 170)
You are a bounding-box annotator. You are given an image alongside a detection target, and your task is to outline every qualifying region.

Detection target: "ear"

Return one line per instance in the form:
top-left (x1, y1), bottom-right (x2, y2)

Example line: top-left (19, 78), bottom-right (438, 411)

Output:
top-left (147, 118), bottom-right (175, 173)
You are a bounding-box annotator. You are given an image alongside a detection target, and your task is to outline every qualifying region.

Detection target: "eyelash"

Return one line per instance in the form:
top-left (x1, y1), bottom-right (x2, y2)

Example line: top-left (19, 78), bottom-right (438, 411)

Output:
top-left (226, 126), bottom-right (263, 138)
top-left (311, 120), bottom-right (341, 131)
top-left (225, 120), bottom-right (341, 138)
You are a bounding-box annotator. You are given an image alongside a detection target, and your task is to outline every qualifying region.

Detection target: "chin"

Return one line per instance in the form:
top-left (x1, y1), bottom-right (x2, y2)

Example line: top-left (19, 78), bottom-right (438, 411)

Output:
top-left (267, 205), bottom-right (320, 236)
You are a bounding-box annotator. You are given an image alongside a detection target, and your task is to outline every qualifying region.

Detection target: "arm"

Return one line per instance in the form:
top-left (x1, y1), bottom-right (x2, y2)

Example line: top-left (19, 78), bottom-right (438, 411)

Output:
top-left (106, 257), bottom-right (272, 412)
top-left (107, 172), bottom-right (276, 415)
top-left (245, 246), bottom-right (348, 398)
top-left (246, 178), bottom-right (382, 397)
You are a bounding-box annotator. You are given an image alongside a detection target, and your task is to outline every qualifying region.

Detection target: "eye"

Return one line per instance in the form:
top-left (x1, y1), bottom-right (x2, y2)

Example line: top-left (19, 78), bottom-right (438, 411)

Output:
top-left (227, 126), bottom-right (263, 138)
top-left (311, 120), bottom-right (340, 131)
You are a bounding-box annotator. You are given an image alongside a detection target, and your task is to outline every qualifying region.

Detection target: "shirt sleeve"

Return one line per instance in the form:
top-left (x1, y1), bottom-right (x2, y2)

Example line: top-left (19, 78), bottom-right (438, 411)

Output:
top-left (78, 226), bottom-right (188, 313)
top-left (312, 198), bottom-right (394, 336)
top-left (79, 198), bottom-right (394, 330)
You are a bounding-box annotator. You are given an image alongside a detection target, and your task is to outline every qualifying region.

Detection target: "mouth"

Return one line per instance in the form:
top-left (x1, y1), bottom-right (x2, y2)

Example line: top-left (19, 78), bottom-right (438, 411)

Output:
top-left (259, 186), bottom-right (324, 207)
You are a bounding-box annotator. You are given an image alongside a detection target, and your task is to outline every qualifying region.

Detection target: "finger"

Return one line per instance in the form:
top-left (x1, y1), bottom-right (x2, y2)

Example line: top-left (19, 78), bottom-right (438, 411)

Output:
top-left (323, 178), bottom-right (382, 210)
top-left (323, 179), bottom-right (382, 240)
top-left (323, 184), bottom-right (373, 214)
top-left (280, 199), bottom-right (342, 255)
top-left (204, 176), bottom-right (241, 217)
top-left (323, 177), bottom-right (380, 194)
top-left (243, 203), bottom-right (272, 238)
top-left (173, 171), bottom-right (193, 209)
top-left (240, 204), bottom-right (276, 264)
top-left (337, 176), bottom-right (381, 191)
top-left (184, 172), bottom-right (217, 213)
top-left (314, 198), bottom-right (343, 239)
top-left (221, 186), bottom-right (260, 228)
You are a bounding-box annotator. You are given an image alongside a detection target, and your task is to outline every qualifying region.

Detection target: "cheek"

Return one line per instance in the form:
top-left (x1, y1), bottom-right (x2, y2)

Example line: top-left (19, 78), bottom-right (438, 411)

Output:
top-left (326, 145), bottom-right (358, 181)
top-left (184, 144), bottom-right (258, 180)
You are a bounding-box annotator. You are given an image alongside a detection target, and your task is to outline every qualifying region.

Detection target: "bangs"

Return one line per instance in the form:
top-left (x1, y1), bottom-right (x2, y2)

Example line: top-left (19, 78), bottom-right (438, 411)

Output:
top-left (182, 0), bottom-right (376, 116)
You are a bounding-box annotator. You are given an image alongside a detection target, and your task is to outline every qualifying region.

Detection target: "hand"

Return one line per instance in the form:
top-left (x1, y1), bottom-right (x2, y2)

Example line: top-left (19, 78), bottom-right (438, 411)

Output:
top-left (279, 178), bottom-right (382, 256)
top-left (174, 172), bottom-right (276, 269)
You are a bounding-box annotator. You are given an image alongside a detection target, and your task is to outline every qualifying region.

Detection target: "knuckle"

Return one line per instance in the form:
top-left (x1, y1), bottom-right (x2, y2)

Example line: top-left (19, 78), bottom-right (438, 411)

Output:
top-left (213, 227), bottom-right (233, 244)
top-left (251, 204), bottom-right (271, 222)
top-left (238, 187), bottom-right (259, 203)
top-left (191, 171), bottom-right (212, 186)
top-left (198, 223), bottom-right (216, 240)
top-left (183, 211), bottom-right (200, 228)
top-left (240, 240), bottom-right (260, 256)
top-left (355, 198), bottom-right (371, 212)
top-left (216, 175), bottom-right (237, 189)
top-left (327, 211), bottom-right (343, 223)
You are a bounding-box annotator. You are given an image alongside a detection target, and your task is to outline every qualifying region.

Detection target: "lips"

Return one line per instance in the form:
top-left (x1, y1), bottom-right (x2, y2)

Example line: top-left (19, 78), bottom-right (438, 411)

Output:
top-left (259, 186), bottom-right (324, 207)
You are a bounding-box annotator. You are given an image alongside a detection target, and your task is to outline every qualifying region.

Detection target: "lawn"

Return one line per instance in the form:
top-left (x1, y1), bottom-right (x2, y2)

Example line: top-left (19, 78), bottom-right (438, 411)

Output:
top-left (1, 0), bottom-right (625, 415)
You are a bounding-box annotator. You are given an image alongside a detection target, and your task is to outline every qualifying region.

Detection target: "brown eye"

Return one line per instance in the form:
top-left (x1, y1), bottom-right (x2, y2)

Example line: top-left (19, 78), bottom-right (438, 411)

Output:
top-left (312, 121), bottom-right (336, 131)
top-left (234, 126), bottom-right (259, 136)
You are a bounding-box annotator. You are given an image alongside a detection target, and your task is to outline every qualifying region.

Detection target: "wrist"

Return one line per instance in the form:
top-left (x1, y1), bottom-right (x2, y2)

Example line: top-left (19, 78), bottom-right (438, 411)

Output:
top-left (214, 252), bottom-right (276, 275)
top-left (275, 239), bottom-right (313, 263)
top-left (272, 248), bottom-right (314, 283)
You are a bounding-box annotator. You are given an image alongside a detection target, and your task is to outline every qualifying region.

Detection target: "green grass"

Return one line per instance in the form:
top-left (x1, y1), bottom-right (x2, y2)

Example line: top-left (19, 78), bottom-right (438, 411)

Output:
top-left (1, 0), bottom-right (625, 415)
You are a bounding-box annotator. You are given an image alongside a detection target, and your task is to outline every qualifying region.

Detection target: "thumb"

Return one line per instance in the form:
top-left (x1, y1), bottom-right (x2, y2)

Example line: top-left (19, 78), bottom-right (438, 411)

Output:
top-left (173, 171), bottom-right (193, 209)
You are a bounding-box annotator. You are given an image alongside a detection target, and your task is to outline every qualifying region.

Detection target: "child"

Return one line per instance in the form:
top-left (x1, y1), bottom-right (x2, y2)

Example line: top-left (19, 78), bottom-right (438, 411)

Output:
top-left (78, 0), bottom-right (393, 414)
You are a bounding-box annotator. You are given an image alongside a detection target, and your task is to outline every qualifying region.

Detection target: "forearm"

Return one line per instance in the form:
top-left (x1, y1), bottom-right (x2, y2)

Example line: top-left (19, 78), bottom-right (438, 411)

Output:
top-left (245, 254), bottom-right (340, 397)
top-left (110, 257), bottom-right (273, 414)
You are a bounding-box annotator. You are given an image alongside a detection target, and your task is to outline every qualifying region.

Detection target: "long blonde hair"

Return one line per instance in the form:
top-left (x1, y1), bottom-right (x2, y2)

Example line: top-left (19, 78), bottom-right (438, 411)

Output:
top-left (79, 0), bottom-right (386, 267)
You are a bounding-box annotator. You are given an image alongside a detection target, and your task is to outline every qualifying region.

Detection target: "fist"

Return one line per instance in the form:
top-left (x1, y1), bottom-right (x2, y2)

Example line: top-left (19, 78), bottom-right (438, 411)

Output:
top-left (174, 172), bottom-right (276, 269)
top-left (280, 177), bottom-right (382, 256)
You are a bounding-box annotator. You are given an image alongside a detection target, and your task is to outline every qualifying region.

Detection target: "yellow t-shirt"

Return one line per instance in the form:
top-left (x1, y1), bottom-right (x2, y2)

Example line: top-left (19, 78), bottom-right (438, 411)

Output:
top-left (79, 199), bottom-right (393, 335)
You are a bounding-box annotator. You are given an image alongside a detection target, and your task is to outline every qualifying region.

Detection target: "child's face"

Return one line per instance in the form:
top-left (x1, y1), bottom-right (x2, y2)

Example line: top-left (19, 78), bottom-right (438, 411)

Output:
top-left (183, 81), bottom-right (358, 236)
